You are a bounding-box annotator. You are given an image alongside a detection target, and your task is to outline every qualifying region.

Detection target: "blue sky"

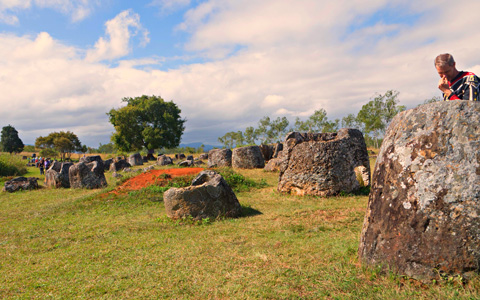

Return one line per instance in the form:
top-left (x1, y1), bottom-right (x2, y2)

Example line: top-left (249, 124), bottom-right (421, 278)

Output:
top-left (1, 0), bottom-right (480, 147)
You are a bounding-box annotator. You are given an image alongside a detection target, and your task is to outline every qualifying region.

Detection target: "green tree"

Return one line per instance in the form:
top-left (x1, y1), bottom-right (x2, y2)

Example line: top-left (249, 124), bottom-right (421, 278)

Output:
top-left (97, 142), bottom-right (116, 153)
top-left (244, 126), bottom-right (257, 145)
top-left (218, 131), bottom-right (244, 149)
top-left (35, 131), bottom-right (82, 161)
top-left (421, 95), bottom-right (442, 106)
top-left (356, 90), bottom-right (406, 148)
top-left (255, 116), bottom-right (289, 144)
top-left (293, 109), bottom-right (338, 133)
top-left (108, 95), bottom-right (185, 152)
top-left (1, 125), bottom-right (24, 154)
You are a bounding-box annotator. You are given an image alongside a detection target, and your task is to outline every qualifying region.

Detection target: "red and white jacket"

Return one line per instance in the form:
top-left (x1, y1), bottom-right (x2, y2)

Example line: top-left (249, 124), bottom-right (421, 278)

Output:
top-left (444, 71), bottom-right (480, 101)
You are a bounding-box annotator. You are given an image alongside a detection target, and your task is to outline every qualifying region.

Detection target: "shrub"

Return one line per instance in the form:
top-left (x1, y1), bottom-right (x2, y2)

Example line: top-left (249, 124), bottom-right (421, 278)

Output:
top-left (0, 153), bottom-right (28, 177)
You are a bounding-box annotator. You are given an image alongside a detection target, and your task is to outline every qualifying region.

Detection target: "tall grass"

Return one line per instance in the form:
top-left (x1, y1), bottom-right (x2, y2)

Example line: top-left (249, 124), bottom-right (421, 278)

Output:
top-left (0, 153), bottom-right (27, 177)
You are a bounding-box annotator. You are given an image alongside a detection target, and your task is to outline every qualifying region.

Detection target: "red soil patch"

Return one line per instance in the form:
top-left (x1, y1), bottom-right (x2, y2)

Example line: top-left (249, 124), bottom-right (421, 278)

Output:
top-left (112, 167), bottom-right (204, 194)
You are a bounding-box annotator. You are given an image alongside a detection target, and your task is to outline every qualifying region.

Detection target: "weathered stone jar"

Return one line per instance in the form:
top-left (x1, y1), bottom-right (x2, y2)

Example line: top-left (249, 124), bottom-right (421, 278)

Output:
top-left (278, 128), bottom-right (370, 196)
top-left (359, 101), bottom-right (480, 280)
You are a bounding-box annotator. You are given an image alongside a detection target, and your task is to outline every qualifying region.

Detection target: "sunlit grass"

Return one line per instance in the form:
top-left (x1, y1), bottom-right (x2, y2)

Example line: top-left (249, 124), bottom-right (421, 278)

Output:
top-left (0, 165), bottom-right (478, 299)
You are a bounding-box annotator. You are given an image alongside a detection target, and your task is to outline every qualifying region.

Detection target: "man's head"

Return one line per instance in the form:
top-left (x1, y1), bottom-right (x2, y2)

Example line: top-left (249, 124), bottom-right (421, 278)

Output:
top-left (435, 53), bottom-right (458, 81)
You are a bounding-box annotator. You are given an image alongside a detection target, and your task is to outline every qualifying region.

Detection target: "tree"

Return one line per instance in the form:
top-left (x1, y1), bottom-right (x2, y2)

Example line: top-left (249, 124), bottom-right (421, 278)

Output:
top-left (255, 116), bottom-right (289, 144)
top-left (356, 90), bottom-right (406, 148)
top-left (218, 131), bottom-right (244, 148)
top-left (97, 142), bottom-right (116, 153)
top-left (293, 109), bottom-right (338, 133)
top-left (1, 125), bottom-right (24, 154)
top-left (108, 95), bottom-right (185, 152)
top-left (35, 131), bottom-right (83, 161)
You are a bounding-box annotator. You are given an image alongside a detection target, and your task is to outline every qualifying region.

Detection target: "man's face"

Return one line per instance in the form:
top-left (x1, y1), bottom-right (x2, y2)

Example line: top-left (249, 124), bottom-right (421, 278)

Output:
top-left (436, 63), bottom-right (456, 81)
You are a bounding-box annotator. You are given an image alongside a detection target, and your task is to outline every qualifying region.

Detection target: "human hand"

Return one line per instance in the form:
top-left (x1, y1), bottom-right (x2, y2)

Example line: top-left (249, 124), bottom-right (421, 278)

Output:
top-left (438, 75), bottom-right (449, 92)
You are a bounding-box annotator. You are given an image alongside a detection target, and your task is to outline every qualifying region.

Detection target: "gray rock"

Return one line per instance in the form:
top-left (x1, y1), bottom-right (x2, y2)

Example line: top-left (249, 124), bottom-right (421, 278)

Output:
top-left (109, 159), bottom-right (131, 172)
top-left (79, 155), bottom-right (104, 170)
top-left (128, 153), bottom-right (143, 166)
top-left (232, 145), bottom-right (265, 169)
top-left (157, 155), bottom-right (173, 166)
top-left (103, 158), bottom-right (113, 171)
top-left (69, 161), bottom-right (107, 189)
top-left (259, 144), bottom-right (275, 161)
top-left (45, 161), bottom-right (73, 188)
top-left (164, 170), bottom-right (242, 220)
top-left (264, 157), bottom-right (282, 172)
top-left (208, 149), bottom-right (232, 167)
top-left (272, 143), bottom-right (283, 158)
top-left (278, 129), bottom-right (370, 196)
top-left (3, 177), bottom-right (39, 192)
top-left (359, 101), bottom-right (480, 281)
top-left (178, 160), bottom-right (194, 167)
top-left (198, 153), bottom-right (209, 160)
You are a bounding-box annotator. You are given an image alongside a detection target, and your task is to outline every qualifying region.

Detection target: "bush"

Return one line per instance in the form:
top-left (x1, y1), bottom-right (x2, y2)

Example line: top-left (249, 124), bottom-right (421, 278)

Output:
top-left (0, 153), bottom-right (28, 177)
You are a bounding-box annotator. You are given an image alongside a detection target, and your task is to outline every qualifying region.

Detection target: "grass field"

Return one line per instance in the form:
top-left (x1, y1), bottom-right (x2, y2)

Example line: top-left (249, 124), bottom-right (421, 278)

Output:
top-left (1, 160), bottom-right (479, 299)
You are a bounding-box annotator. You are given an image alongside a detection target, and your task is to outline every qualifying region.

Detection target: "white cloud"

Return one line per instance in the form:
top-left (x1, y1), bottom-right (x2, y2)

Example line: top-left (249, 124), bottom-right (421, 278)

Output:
top-left (2, 0), bottom-right (480, 147)
top-left (85, 9), bottom-right (150, 62)
top-left (149, 0), bottom-right (191, 14)
top-left (0, 0), bottom-right (98, 24)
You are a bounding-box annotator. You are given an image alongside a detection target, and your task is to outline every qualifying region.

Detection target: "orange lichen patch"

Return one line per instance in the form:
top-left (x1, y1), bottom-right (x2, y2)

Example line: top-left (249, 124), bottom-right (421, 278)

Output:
top-left (111, 167), bottom-right (204, 195)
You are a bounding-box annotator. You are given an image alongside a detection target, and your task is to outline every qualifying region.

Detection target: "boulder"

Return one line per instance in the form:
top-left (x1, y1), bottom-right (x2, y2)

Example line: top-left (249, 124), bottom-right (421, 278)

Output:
top-left (198, 153), bottom-right (209, 160)
top-left (232, 146), bottom-right (265, 169)
top-left (103, 158), bottom-right (113, 171)
top-left (175, 153), bottom-right (186, 160)
top-left (272, 143), bottom-right (283, 158)
top-left (79, 155), bottom-right (104, 170)
top-left (359, 101), bottom-right (480, 280)
top-left (259, 144), bottom-right (275, 161)
top-left (178, 160), bottom-right (194, 167)
top-left (157, 155), bottom-right (173, 166)
top-left (3, 177), bottom-right (39, 192)
top-left (69, 161), bottom-right (107, 189)
top-left (208, 149), bottom-right (232, 167)
top-left (45, 161), bottom-right (73, 188)
top-left (164, 170), bottom-right (242, 220)
top-left (109, 159), bottom-right (131, 172)
top-left (128, 153), bottom-right (143, 166)
top-left (186, 155), bottom-right (194, 161)
top-left (264, 157), bottom-right (282, 172)
top-left (278, 129), bottom-right (370, 196)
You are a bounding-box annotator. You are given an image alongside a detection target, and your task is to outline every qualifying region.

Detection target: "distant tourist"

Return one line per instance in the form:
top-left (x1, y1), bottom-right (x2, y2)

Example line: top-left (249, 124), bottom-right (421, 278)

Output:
top-left (435, 53), bottom-right (480, 101)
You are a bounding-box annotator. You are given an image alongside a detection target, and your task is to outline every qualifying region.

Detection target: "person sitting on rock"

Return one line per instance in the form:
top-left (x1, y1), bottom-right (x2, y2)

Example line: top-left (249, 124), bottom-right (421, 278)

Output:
top-left (435, 53), bottom-right (480, 101)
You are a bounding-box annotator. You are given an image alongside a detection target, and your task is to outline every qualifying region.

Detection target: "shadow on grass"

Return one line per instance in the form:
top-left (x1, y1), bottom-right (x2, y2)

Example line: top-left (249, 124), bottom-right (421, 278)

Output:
top-left (241, 205), bottom-right (263, 217)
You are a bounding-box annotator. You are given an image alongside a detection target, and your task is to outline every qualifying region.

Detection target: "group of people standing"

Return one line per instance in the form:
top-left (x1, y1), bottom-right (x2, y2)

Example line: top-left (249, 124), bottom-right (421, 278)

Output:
top-left (32, 156), bottom-right (51, 175)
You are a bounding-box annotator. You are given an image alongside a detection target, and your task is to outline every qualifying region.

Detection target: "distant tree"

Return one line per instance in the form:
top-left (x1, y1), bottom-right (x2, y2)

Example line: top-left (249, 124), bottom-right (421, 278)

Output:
top-left (244, 126), bottom-right (257, 145)
top-left (108, 95), bottom-right (185, 153)
top-left (23, 145), bottom-right (36, 152)
top-left (1, 125), bottom-right (24, 154)
top-left (97, 142), bottom-right (116, 154)
top-left (39, 148), bottom-right (58, 159)
top-left (293, 109), bottom-right (338, 133)
top-left (35, 131), bottom-right (83, 161)
top-left (421, 95), bottom-right (442, 106)
top-left (218, 131), bottom-right (242, 149)
top-left (356, 90), bottom-right (406, 148)
top-left (255, 116), bottom-right (289, 144)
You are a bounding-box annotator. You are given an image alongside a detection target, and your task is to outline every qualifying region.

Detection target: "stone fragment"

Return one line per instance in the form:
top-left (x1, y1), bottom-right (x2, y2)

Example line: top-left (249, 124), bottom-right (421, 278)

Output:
top-left (3, 177), bottom-right (39, 192)
top-left (359, 101), bottom-right (480, 280)
top-left (128, 153), bottom-right (143, 166)
top-left (109, 159), bottom-right (131, 172)
top-left (259, 144), bottom-right (274, 161)
top-left (232, 146), bottom-right (265, 169)
top-left (80, 155), bottom-right (104, 170)
top-left (208, 149), bottom-right (232, 167)
top-left (278, 128), bottom-right (370, 196)
top-left (45, 161), bottom-right (73, 188)
top-left (157, 155), bottom-right (173, 166)
top-left (164, 170), bottom-right (242, 220)
top-left (69, 161), bottom-right (107, 189)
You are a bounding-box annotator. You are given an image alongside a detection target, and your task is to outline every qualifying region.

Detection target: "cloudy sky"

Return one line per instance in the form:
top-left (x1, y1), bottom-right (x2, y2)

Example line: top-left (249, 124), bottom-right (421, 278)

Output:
top-left (1, 0), bottom-right (480, 147)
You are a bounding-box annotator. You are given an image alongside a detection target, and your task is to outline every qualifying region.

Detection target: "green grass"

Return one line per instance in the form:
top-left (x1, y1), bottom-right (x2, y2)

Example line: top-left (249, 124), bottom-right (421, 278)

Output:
top-left (0, 166), bottom-right (479, 299)
top-left (0, 153), bottom-right (28, 178)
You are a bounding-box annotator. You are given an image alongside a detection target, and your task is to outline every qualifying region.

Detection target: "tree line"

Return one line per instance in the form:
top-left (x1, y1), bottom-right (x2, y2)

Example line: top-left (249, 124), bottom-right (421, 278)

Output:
top-left (218, 90), bottom-right (407, 148)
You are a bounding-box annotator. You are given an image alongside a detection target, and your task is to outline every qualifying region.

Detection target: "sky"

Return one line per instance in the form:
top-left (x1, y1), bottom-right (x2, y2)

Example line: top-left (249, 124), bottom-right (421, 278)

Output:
top-left (1, 0), bottom-right (480, 148)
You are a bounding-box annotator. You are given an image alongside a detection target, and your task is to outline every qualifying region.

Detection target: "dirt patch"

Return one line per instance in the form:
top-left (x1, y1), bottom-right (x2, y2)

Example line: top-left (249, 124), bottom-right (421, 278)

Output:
top-left (112, 167), bottom-right (204, 194)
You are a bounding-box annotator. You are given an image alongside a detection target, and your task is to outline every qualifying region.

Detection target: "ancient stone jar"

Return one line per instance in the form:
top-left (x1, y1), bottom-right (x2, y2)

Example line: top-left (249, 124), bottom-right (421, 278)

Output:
top-left (128, 153), bottom-right (143, 166)
top-left (69, 161), bottom-right (107, 189)
top-left (208, 149), bottom-right (232, 167)
top-left (359, 101), bottom-right (480, 280)
top-left (232, 145), bottom-right (265, 169)
top-left (109, 159), bottom-right (131, 172)
top-left (45, 161), bottom-right (73, 188)
top-left (278, 128), bottom-right (370, 196)
top-left (157, 155), bottom-right (173, 166)
top-left (164, 170), bottom-right (242, 220)
top-left (3, 177), bottom-right (39, 192)
top-left (80, 155), bottom-right (104, 170)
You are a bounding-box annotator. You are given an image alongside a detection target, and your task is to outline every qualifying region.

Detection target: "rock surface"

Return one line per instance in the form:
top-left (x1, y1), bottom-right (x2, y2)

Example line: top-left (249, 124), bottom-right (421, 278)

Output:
top-left (109, 159), bottom-right (131, 172)
top-left (359, 101), bottom-right (480, 280)
top-left (128, 153), bottom-right (143, 166)
top-left (232, 146), bottom-right (265, 169)
top-left (164, 170), bottom-right (242, 220)
top-left (69, 161), bottom-right (107, 189)
top-left (278, 128), bottom-right (370, 196)
top-left (45, 161), bottom-right (73, 188)
top-left (208, 149), bottom-right (232, 167)
top-left (157, 155), bottom-right (173, 166)
top-left (3, 177), bottom-right (39, 192)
